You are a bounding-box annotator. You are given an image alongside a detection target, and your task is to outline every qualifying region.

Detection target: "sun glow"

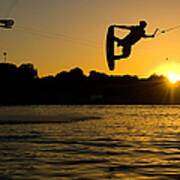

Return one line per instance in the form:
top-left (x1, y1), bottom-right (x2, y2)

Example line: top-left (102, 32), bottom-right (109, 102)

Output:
top-left (166, 73), bottom-right (180, 83)
top-left (152, 62), bottom-right (180, 84)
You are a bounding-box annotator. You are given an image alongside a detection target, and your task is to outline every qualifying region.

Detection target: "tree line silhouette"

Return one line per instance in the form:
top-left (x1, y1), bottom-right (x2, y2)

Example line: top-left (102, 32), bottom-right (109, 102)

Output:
top-left (0, 62), bottom-right (180, 105)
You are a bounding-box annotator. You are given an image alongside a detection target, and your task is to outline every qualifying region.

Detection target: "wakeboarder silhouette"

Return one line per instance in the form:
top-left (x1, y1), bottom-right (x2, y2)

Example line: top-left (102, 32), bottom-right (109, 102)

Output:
top-left (106, 20), bottom-right (158, 70)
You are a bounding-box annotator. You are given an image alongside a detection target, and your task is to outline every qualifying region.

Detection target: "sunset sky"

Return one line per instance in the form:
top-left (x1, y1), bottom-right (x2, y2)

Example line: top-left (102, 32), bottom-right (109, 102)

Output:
top-left (0, 0), bottom-right (180, 77)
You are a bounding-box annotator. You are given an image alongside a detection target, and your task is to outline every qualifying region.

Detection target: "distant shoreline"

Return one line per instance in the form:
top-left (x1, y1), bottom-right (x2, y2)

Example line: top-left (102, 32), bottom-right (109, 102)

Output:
top-left (0, 62), bottom-right (180, 105)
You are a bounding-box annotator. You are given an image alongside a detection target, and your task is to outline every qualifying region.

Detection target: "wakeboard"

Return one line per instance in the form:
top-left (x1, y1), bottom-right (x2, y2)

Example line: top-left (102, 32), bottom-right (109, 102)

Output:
top-left (106, 25), bottom-right (115, 71)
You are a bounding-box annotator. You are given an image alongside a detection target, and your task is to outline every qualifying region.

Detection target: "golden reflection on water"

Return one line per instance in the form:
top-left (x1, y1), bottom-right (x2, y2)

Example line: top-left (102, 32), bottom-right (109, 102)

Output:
top-left (1, 105), bottom-right (180, 179)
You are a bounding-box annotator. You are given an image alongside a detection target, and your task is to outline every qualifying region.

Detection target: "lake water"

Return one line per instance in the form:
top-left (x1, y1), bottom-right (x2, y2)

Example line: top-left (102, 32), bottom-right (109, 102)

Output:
top-left (1, 105), bottom-right (180, 179)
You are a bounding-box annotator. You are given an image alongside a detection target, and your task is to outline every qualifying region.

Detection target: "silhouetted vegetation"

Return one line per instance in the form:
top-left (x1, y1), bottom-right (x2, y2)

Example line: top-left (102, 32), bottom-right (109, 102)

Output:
top-left (0, 62), bottom-right (179, 105)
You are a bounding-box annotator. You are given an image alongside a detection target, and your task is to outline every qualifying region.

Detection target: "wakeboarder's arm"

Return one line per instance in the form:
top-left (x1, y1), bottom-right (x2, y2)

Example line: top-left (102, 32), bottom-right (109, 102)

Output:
top-left (142, 28), bottom-right (159, 38)
top-left (142, 34), bottom-right (154, 38)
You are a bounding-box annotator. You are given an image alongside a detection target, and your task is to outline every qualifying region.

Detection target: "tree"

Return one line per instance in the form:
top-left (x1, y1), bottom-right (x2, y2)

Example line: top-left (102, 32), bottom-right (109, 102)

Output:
top-left (18, 63), bottom-right (38, 80)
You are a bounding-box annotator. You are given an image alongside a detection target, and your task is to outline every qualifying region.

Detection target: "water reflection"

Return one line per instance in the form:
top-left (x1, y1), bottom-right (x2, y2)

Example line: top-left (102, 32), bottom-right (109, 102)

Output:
top-left (0, 105), bottom-right (180, 179)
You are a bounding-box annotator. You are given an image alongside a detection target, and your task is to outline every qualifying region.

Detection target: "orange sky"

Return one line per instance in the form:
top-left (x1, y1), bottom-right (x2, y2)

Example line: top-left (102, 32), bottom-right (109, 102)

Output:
top-left (0, 0), bottom-right (180, 77)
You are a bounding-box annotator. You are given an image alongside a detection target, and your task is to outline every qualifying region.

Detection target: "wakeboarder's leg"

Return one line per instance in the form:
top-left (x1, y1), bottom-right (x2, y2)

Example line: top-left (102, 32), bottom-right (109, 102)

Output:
top-left (114, 37), bottom-right (122, 47)
top-left (115, 45), bottom-right (131, 60)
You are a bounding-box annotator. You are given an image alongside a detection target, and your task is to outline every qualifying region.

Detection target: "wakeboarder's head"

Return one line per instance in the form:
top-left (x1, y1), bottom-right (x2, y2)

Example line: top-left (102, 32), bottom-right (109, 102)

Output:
top-left (139, 20), bottom-right (147, 28)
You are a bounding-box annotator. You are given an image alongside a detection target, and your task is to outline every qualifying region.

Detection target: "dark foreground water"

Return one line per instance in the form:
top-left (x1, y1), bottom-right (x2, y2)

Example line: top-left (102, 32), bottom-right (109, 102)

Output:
top-left (1, 105), bottom-right (180, 179)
